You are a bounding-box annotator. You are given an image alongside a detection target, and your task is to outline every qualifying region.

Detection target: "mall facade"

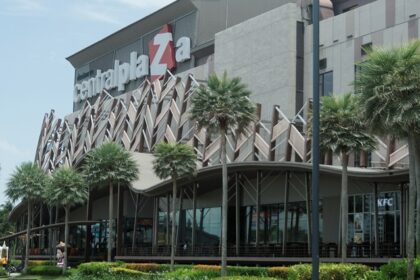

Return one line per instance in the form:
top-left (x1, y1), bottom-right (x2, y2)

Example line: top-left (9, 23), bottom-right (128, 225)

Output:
top-left (4, 0), bottom-right (419, 264)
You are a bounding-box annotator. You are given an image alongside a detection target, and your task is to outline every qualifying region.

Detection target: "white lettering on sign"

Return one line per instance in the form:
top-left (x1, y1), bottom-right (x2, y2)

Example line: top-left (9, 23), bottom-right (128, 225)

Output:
top-left (176, 37), bottom-right (191, 62)
top-left (150, 32), bottom-right (174, 79)
top-left (377, 198), bottom-right (393, 207)
top-left (73, 24), bottom-right (191, 103)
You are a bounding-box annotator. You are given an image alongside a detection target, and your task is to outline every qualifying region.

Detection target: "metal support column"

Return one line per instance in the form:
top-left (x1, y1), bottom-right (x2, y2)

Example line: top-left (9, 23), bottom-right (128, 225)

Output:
top-left (282, 171), bottom-right (289, 256)
top-left (400, 183), bottom-right (405, 257)
top-left (84, 192), bottom-right (92, 261)
top-left (305, 173), bottom-right (312, 256)
top-left (152, 197), bottom-right (159, 250)
top-left (176, 187), bottom-right (184, 254)
top-left (166, 194), bottom-right (170, 245)
top-left (116, 184), bottom-right (124, 256)
top-left (132, 193), bottom-right (139, 253)
top-left (192, 183), bottom-right (197, 253)
top-left (256, 171), bottom-right (261, 248)
top-left (311, 0), bottom-right (320, 278)
top-left (374, 183), bottom-right (379, 257)
top-left (235, 173), bottom-right (240, 256)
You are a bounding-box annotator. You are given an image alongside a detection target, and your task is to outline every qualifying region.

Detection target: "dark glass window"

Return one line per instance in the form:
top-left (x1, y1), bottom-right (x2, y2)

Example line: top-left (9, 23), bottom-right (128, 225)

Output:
top-left (195, 207), bottom-right (221, 245)
top-left (124, 217), bottom-right (153, 247)
top-left (241, 202), bottom-right (322, 245)
top-left (349, 196), bottom-right (354, 213)
top-left (361, 42), bottom-right (372, 56)
top-left (319, 71), bottom-right (333, 96)
top-left (348, 192), bottom-right (401, 246)
top-left (342, 4), bottom-right (358, 13)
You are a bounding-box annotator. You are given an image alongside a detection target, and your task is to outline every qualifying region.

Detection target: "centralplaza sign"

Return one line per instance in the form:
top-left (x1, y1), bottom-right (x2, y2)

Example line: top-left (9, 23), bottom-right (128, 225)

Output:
top-left (73, 24), bottom-right (191, 103)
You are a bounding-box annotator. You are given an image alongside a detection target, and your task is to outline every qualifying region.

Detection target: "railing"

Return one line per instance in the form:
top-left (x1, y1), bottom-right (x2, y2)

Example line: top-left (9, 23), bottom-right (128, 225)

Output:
top-left (122, 242), bottom-right (400, 259)
top-left (20, 242), bottom-right (401, 260)
top-left (347, 242), bottom-right (401, 258)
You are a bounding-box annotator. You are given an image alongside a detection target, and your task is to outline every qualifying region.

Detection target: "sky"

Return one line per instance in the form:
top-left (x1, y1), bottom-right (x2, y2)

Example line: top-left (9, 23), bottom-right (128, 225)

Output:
top-left (0, 0), bottom-right (175, 205)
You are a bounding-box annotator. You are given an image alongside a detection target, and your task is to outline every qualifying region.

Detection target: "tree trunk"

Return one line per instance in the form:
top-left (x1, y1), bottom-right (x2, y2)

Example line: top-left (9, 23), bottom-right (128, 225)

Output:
top-left (108, 182), bottom-right (113, 262)
top-left (24, 200), bottom-right (32, 274)
top-left (220, 129), bottom-right (228, 276)
top-left (55, 205), bottom-right (59, 246)
top-left (414, 134), bottom-right (420, 256)
top-left (64, 205), bottom-right (69, 272)
top-left (85, 190), bottom-right (92, 262)
top-left (48, 207), bottom-right (53, 262)
top-left (341, 152), bottom-right (349, 262)
top-left (407, 135), bottom-right (416, 280)
top-left (170, 178), bottom-right (177, 270)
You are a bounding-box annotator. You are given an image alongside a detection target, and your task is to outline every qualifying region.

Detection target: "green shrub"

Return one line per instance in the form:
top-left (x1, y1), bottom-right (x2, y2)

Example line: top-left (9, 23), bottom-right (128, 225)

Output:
top-left (361, 270), bottom-right (385, 280)
top-left (288, 263), bottom-right (370, 280)
top-left (267, 266), bottom-right (288, 279)
top-left (288, 264), bottom-right (312, 280)
top-left (227, 266), bottom-right (268, 276)
top-left (193, 264), bottom-right (221, 277)
top-left (164, 267), bottom-right (218, 280)
top-left (28, 260), bottom-right (54, 266)
top-left (380, 259), bottom-right (420, 279)
top-left (77, 262), bottom-right (118, 277)
top-left (26, 265), bottom-right (62, 276)
top-left (0, 268), bottom-right (6, 276)
top-left (194, 264), bottom-right (221, 271)
top-left (124, 263), bottom-right (161, 272)
top-left (214, 277), bottom-right (277, 280)
top-left (111, 267), bottom-right (148, 277)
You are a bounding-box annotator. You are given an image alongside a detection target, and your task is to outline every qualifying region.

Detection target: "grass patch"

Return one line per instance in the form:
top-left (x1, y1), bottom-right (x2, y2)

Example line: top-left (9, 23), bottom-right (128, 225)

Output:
top-left (214, 277), bottom-right (277, 280)
top-left (11, 276), bottom-right (68, 280)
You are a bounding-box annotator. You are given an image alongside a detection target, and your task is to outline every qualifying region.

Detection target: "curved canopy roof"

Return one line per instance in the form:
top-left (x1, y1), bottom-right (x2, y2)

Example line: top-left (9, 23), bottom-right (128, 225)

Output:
top-left (129, 152), bottom-right (408, 196)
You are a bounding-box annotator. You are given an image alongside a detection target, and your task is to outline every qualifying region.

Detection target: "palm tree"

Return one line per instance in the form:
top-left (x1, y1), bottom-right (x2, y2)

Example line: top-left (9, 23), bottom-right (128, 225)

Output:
top-left (6, 162), bottom-right (49, 273)
top-left (41, 181), bottom-right (55, 262)
top-left (153, 142), bottom-right (196, 270)
top-left (0, 202), bottom-right (14, 237)
top-left (313, 93), bottom-right (375, 261)
top-left (48, 167), bottom-right (88, 272)
top-left (190, 72), bottom-right (255, 276)
top-left (83, 142), bottom-right (138, 261)
top-left (355, 41), bottom-right (420, 280)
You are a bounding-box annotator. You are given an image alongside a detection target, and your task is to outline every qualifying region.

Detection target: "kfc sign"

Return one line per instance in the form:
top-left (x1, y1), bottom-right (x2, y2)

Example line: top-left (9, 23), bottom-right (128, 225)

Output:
top-left (74, 24), bottom-right (191, 103)
top-left (377, 198), bottom-right (393, 207)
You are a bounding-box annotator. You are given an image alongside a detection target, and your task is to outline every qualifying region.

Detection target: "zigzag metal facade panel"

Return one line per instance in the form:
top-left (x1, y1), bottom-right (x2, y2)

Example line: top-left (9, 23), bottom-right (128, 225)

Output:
top-left (35, 70), bottom-right (408, 179)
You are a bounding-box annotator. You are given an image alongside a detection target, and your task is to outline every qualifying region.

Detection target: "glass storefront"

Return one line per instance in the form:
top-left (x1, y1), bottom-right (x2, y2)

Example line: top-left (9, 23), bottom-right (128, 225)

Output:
top-left (184, 207), bottom-right (221, 245)
top-left (124, 217), bottom-right (153, 247)
top-left (91, 220), bottom-right (111, 253)
top-left (241, 201), bottom-right (322, 245)
top-left (348, 192), bottom-right (400, 244)
top-left (158, 205), bottom-right (221, 246)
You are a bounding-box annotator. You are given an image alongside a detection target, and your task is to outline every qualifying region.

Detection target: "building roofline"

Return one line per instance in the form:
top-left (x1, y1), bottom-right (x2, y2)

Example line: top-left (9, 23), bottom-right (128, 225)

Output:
top-left (66, 0), bottom-right (196, 68)
top-left (131, 161), bottom-right (408, 196)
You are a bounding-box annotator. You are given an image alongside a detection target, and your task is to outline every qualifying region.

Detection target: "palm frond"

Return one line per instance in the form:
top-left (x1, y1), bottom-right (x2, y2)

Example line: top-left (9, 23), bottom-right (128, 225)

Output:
top-left (356, 40), bottom-right (420, 136)
top-left (309, 93), bottom-right (376, 155)
top-left (83, 142), bottom-right (139, 188)
top-left (48, 167), bottom-right (88, 208)
top-left (6, 162), bottom-right (49, 203)
top-left (153, 142), bottom-right (197, 180)
top-left (190, 71), bottom-right (256, 134)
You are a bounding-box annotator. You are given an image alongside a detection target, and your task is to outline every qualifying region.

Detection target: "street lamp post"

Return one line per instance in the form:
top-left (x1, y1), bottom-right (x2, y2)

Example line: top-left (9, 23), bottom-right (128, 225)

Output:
top-left (311, 0), bottom-right (320, 280)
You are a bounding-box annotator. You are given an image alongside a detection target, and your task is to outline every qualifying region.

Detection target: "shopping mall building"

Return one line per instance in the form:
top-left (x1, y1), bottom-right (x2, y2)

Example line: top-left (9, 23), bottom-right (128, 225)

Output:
top-left (4, 0), bottom-right (419, 264)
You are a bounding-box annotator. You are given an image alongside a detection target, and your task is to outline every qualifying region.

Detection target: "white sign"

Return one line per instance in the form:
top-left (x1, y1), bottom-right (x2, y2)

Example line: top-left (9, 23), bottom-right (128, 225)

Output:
top-left (377, 198), bottom-right (393, 207)
top-left (73, 27), bottom-right (191, 103)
